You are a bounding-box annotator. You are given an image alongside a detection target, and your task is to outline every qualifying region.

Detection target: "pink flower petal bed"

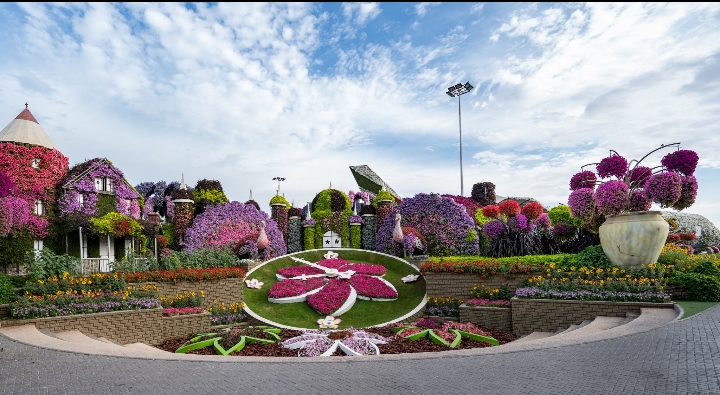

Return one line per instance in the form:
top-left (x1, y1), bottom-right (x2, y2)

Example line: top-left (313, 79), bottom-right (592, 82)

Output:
top-left (347, 274), bottom-right (397, 299)
top-left (268, 278), bottom-right (327, 299)
top-left (277, 266), bottom-right (325, 278)
top-left (307, 279), bottom-right (351, 315)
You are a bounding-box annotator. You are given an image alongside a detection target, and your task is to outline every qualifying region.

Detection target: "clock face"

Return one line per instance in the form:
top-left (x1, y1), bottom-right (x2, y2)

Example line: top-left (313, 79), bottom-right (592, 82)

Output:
top-left (323, 231), bottom-right (342, 249)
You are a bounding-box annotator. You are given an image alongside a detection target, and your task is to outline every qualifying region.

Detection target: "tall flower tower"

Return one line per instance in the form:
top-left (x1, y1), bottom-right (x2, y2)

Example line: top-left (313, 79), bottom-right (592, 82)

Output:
top-left (171, 174), bottom-right (194, 248)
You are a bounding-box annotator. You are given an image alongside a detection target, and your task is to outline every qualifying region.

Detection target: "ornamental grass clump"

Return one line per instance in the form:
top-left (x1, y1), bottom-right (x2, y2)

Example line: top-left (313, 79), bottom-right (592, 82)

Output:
top-left (567, 143), bottom-right (700, 230)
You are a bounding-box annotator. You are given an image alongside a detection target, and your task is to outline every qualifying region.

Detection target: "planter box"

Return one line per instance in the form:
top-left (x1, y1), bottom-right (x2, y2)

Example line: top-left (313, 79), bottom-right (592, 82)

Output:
top-left (423, 272), bottom-right (531, 299)
top-left (0, 308), bottom-right (164, 345)
top-left (511, 297), bottom-right (675, 336)
top-left (162, 311), bottom-right (211, 340)
top-left (133, 277), bottom-right (244, 308)
top-left (459, 304), bottom-right (512, 331)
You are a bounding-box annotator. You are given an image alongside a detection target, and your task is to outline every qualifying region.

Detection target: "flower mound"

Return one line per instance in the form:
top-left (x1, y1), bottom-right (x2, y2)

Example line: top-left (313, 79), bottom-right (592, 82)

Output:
top-left (376, 193), bottom-right (478, 256)
top-left (628, 166), bottom-right (652, 185)
top-left (483, 219), bottom-right (506, 239)
top-left (628, 189), bottom-right (652, 212)
top-left (534, 213), bottom-right (551, 230)
top-left (596, 154), bottom-right (628, 179)
top-left (661, 149), bottom-right (698, 176)
top-left (570, 171), bottom-right (597, 190)
top-left (499, 200), bottom-right (520, 217)
top-left (520, 201), bottom-right (544, 221)
top-left (184, 201), bottom-right (286, 259)
top-left (283, 329), bottom-right (389, 357)
top-left (644, 172), bottom-right (682, 208)
top-left (507, 214), bottom-right (533, 233)
top-left (595, 180), bottom-right (628, 216)
top-left (482, 205), bottom-right (500, 218)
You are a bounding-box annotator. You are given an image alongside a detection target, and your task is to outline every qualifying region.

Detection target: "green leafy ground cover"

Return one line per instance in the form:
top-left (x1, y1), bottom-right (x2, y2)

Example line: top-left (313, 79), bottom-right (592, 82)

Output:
top-left (676, 301), bottom-right (718, 318)
top-left (243, 250), bottom-right (426, 329)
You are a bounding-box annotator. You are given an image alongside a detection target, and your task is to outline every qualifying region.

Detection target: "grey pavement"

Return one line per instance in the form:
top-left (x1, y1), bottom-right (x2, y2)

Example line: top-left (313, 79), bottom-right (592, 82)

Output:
top-left (2, 304), bottom-right (720, 395)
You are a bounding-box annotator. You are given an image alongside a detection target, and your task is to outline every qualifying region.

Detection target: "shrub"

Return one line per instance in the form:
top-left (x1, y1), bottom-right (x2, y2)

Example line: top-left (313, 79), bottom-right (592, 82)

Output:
top-left (371, 190), bottom-right (395, 207)
top-left (160, 247), bottom-right (240, 270)
top-left (269, 195), bottom-right (291, 209)
top-left (548, 205), bottom-right (574, 226)
top-left (520, 202), bottom-right (544, 221)
top-left (572, 245), bottom-right (613, 270)
top-left (498, 200), bottom-right (520, 217)
top-left (25, 248), bottom-right (80, 282)
top-left (0, 272), bottom-right (17, 304)
top-left (670, 272), bottom-right (720, 302)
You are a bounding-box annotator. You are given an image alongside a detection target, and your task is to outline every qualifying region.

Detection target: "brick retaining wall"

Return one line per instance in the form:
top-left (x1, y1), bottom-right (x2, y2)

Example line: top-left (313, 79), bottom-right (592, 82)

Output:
top-left (510, 298), bottom-right (675, 336)
top-left (459, 305), bottom-right (512, 331)
top-left (0, 308), bottom-right (164, 344)
top-left (134, 277), bottom-right (244, 308)
top-left (423, 273), bottom-right (530, 299)
top-left (161, 312), bottom-right (211, 341)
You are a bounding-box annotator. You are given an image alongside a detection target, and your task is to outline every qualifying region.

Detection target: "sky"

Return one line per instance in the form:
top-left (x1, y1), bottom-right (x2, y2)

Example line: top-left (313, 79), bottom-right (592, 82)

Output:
top-left (0, 2), bottom-right (719, 225)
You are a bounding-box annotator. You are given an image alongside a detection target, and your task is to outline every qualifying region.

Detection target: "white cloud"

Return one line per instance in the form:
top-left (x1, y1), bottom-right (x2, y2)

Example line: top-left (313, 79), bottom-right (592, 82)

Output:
top-left (342, 2), bottom-right (382, 26)
top-left (415, 2), bottom-right (440, 18)
top-left (470, 3), bottom-right (484, 15)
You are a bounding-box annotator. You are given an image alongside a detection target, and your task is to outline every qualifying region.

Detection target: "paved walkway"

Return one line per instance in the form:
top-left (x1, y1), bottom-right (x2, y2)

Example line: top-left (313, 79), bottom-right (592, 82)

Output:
top-left (1, 304), bottom-right (720, 394)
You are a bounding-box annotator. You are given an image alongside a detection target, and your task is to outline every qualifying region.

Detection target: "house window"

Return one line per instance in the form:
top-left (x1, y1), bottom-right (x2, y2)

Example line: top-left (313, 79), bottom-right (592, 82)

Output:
top-left (77, 194), bottom-right (84, 208)
top-left (32, 159), bottom-right (41, 169)
top-left (95, 177), bottom-right (113, 192)
top-left (34, 200), bottom-right (45, 215)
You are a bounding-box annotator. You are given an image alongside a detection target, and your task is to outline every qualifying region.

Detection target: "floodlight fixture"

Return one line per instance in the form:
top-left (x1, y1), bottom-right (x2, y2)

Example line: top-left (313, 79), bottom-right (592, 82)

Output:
top-left (445, 81), bottom-right (474, 196)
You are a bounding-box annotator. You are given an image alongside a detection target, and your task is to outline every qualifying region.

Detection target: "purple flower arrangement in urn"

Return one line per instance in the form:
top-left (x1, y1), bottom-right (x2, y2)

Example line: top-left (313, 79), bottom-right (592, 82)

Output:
top-left (568, 143), bottom-right (699, 227)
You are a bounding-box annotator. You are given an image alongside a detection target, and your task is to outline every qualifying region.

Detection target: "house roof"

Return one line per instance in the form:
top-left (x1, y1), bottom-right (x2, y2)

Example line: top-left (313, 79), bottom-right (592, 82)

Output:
top-left (0, 105), bottom-right (58, 150)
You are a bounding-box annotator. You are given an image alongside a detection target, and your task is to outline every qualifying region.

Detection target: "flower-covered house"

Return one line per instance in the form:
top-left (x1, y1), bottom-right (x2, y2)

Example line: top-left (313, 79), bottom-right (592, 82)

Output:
top-left (0, 105), bottom-right (69, 272)
top-left (56, 158), bottom-right (144, 271)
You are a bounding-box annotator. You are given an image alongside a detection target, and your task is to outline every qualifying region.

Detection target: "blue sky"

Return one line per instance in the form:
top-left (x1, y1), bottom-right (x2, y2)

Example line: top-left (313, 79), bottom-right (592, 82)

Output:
top-left (1, 2), bottom-right (719, 225)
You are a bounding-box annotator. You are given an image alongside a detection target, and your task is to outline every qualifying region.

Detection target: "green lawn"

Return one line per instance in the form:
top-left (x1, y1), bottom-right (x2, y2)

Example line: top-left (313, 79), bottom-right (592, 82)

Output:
top-left (676, 301), bottom-right (719, 318)
top-left (243, 250), bottom-right (426, 329)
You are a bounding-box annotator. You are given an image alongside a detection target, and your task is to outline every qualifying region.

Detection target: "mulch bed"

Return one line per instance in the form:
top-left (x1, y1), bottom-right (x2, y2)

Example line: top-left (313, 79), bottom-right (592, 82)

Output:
top-left (155, 325), bottom-right (516, 357)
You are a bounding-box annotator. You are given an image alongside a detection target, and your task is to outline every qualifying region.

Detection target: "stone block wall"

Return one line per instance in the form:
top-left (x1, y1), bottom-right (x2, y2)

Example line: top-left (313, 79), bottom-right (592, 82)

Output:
top-left (135, 277), bottom-right (244, 308)
top-left (510, 298), bottom-right (675, 336)
top-left (0, 308), bottom-right (164, 345)
top-left (459, 305), bottom-right (512, 331)
top-left (423, 273), bottom-right (530, 299)
top-left (161, 312), bottom-right (211, 341)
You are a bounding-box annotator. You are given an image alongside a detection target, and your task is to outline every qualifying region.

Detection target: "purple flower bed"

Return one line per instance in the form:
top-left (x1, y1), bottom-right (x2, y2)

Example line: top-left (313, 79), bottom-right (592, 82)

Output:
top-left (184, 201), bottom-right (286, 259)
top-left (376, 193), bottom-right (479, 256)
top-left (268, 278), bottom-right (327, 299)
top-left (306, 279), bottom-right (351, 315)
top-left (515, 287), bottom-right (670, 303)
top-left (210, 313), bottom-right (247, 325)
top-left (11, 297), bottom-right (162, 319)
top-left (483, 219), bottom-right (506, 239)
top-left (347, 275), bottom-right (397, 299)
top-left (277, 266), bottom-right (325, 278)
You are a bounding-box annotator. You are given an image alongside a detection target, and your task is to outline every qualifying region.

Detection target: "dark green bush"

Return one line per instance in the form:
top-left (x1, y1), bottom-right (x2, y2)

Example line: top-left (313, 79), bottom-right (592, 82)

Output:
top-left (573, 245), bottom-right (614, 269)
top-left (0, 272), bottom-right (17, 304)
top-left (670, 272), bottom-right (720, 302)
top-left (688, 259), bottom-right (720, 278)
top-left (25, 249), bottom-right (81, 282)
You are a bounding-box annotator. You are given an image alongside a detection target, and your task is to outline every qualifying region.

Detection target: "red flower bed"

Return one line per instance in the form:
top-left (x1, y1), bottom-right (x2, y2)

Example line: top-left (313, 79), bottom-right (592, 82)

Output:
top-left (120, 267), bottom-right (247, 283)
top-left (499, 200), bottom-right (520, 217)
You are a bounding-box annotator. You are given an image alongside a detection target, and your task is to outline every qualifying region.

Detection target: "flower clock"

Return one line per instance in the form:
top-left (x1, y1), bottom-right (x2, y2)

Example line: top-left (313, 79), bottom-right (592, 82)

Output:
top-left (282, 328), bottom-right (390, 357)
top-left (175, 326), bottom-right (281, 356)
top-left (391, 318), bottom-right (498, 348)
top-left (267, 253), bottom-right (398, 316)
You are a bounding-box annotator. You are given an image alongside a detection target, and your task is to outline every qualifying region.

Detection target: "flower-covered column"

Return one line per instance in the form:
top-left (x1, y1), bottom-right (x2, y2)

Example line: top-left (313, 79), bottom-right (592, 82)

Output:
top-left (287, 215), bottom-right (302, 253)
top-left (361, 214), bottom-right (376, 250)
top-left (171, 188), bottom-right (194, 247)
top-left (271, 203), bottom-right (288, 240)
top-left (303, 219), bottom-right (316, 251)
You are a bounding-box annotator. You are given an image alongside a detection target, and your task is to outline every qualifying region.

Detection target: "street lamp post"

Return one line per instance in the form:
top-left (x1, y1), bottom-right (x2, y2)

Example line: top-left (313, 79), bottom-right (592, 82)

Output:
top-left (446, 81), bottom-right (474, 196)
top-left (272, 177), bottom-right (286, 195)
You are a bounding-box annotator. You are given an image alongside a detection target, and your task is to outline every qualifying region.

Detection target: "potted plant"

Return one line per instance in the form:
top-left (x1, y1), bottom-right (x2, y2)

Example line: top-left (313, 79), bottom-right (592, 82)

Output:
top-left (567, 143), bottom-right (698, 268)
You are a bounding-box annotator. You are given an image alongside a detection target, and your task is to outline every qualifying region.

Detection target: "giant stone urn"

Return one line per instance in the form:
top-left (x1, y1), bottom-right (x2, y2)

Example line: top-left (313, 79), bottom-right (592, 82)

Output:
top-left (599, 211), bottom-right (669, 268)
